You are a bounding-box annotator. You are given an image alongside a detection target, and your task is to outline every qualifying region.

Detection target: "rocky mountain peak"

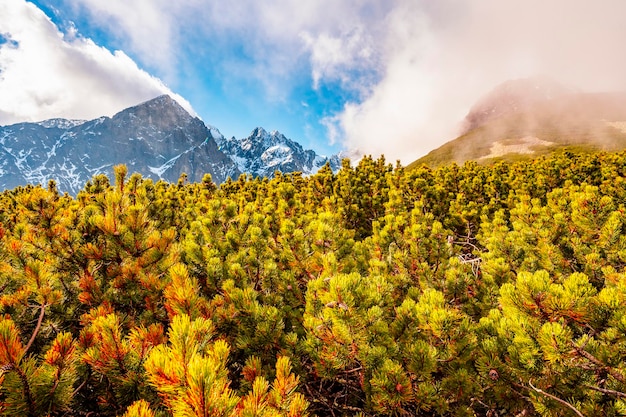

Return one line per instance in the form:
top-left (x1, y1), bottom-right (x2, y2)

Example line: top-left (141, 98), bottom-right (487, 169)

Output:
top-left (0, 95), bottom-right (239, 194)
top-left (110, 95), bottom-right (194, 132)
top-left (251, 126), bottom-right (269, 138)
top-left (217, 127), bottom-right (340, 178)
top-left (0, 94), bottom-right (343, 194)
top-left (247, 127), bottom-right (290, 148)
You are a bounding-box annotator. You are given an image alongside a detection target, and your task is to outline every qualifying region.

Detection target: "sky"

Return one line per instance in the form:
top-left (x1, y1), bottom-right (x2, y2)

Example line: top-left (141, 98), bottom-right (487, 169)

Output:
top-left (1, 0), bottom-right (626, 163)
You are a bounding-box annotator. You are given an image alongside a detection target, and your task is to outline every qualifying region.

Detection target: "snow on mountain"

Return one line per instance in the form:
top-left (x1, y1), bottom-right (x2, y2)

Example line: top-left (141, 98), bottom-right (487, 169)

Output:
top-left (0, 95), bottom-right (239, 194)
top-left (0, 95), bottom-right (342, 194)
top-left (36, 118), bottom-right (87, 130)
top-left (217, 127), bottom-right (341, 178)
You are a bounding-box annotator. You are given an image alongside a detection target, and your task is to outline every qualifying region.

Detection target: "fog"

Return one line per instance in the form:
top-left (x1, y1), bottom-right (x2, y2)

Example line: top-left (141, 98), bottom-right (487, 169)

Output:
top-left (333, 0), bottom-right (626, 163)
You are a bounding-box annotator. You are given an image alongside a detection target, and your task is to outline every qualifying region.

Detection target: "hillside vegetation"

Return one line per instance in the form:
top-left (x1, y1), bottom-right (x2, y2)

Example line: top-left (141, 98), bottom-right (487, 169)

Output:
top-left (1, 151), bottom-right (626, 416)
top-left (412, 89), bottom-right (626, 168)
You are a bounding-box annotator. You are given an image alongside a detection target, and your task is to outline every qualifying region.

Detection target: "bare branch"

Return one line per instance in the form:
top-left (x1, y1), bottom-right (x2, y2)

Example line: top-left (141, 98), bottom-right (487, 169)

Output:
top-left (584, 384), bottom-right (626, 398)
top-left (574, 346), bottom-right (626, 384)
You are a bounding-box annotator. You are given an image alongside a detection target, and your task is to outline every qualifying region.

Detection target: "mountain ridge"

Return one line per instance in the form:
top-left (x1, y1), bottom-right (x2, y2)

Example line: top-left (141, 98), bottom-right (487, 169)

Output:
top-left (217, 127), bottom-right (341, 178)
top-left (0, 95), bottom-right (341, 194)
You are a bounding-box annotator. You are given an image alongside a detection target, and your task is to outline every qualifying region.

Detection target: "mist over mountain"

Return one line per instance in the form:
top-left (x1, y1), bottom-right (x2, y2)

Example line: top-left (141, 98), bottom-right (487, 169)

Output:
top-left (412, 77), bottom-right (626, 168)
top-left (0, 95), bottom-right (340, 194)
top-left (460, 76), bottom-right (577, 134)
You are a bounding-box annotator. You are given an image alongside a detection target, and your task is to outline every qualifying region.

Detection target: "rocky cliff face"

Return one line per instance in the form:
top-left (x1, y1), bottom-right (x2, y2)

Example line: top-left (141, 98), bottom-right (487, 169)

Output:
top-left (0, 95), bottom-right (239, 194)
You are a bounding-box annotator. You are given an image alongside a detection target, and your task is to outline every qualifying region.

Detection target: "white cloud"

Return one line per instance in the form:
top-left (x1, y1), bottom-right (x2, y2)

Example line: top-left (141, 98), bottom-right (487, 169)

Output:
top-left (0, 0), bottom-right (192, 126)
top-left (63, 0), bottom-right (393, 101)
top-left (62, 0), bottom-right (176, 76)
top-left (301, 27), bottom-right (376, 92)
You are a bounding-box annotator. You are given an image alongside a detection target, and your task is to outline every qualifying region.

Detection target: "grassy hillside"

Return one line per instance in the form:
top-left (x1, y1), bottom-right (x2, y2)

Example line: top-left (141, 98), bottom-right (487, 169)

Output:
top-left (409, 92), bottom-right (626, 169)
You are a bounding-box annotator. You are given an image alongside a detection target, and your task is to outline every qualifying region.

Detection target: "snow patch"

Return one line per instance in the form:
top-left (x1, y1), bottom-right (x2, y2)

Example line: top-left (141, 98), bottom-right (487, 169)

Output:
top-left (0, 132), bottom-right (11, 145)
top-left (85, 163), bottom-right (113, 175)
top-left (45, 138), bottom-right (64, 159)
top-left (36, 118), bottom-right (87, 129)
top-left (208, 126), bottom-right (225, 142)
top-left (148, 146), bottom-right (195, 177)
top-left (261, 145), bottom-right (292, 167)
top-left (230, 155), bottom-right (249, 173)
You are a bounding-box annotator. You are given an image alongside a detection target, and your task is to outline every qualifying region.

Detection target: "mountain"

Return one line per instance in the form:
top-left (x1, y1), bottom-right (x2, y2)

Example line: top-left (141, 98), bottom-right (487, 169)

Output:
top-left (0, 95), bottom-right (240, 194)
top-left (459, 76), bottom-right (577, 134)
top-left (411, 77), bottom-right (626, 168)
top-left (217, 127), bottom-right (342, 178)
top-left (0, 95), bottom-right (342, 194)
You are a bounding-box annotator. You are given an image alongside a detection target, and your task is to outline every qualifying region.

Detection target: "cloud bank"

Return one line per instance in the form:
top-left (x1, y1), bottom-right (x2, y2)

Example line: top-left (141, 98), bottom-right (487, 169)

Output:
top-left (0, 0), bottom-right (192, 126)
top-left (62, 0), bottom-right (626, 162)
top-left (62, 0), bottom-right (391, 102)
top-left (329, 0), bottom-right (626, 162)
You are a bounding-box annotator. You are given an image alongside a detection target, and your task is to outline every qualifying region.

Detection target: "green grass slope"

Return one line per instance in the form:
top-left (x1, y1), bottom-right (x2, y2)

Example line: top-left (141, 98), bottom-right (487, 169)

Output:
top-left (409, 92), bottom-right (626, 169)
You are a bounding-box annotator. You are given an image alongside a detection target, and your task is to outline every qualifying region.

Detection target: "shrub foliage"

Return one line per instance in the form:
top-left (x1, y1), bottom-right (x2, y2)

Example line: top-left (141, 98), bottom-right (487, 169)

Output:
top-left (1, 152), bottom-right (626, 416)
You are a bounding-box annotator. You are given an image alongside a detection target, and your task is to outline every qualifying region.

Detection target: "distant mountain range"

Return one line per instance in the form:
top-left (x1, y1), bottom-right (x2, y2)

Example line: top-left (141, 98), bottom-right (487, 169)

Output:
top-left (0, 95), bottom-right (340, 194)
top-left (6, 77), bottom-right (623, 193)
top-left (217, 127), bottom-right (341, 178)
top-left (411, 77), bottom-right (626, 168)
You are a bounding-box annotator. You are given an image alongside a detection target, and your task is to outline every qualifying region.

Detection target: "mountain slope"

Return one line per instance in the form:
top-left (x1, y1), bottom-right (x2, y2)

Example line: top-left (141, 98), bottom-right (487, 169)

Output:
top-left (0, 95), bottom-right (239, 193)
top-left (217, 127), bottom-right (341, 178)
top-left (411, 77), bottom-right (626, 168)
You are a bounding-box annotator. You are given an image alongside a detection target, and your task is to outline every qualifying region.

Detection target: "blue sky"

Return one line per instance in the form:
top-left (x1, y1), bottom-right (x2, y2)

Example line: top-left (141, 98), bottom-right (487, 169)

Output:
top-left (2, 0), bottom-right (626, 162)
top-left (26, 0), bottom-right (370, 155)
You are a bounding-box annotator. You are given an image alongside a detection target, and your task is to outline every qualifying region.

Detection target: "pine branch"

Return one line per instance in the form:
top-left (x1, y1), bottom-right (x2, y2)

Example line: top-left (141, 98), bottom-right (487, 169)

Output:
top-left (11, 364), bottom-right (36, 417)
top-left (47, 378), bottom-right (61, 415)
top-left (470, 397), bottom-right (496, 415)
top-left (510, 382), bottom-right (534, 403)
top-left (72, 377), bottom-right (89, 398)
top-left (303, 382), bottom-right (337, 417)
top-left (24, 303), bottom-right (47, 354)
top-left (528, 381), bottom-right (583, 417)
top-left (57, 272), bottom-right (75, 297)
